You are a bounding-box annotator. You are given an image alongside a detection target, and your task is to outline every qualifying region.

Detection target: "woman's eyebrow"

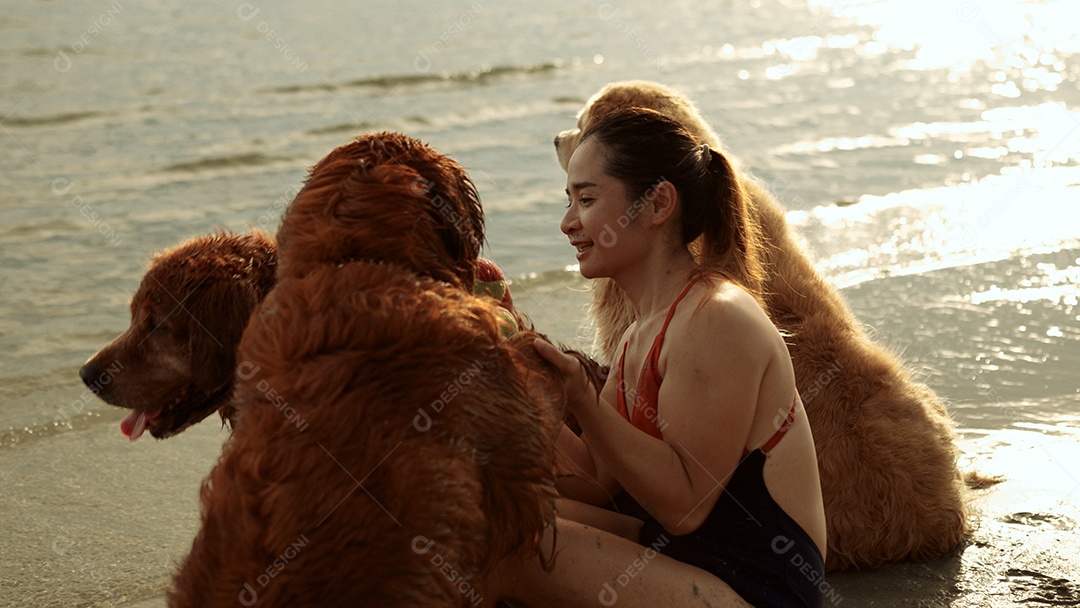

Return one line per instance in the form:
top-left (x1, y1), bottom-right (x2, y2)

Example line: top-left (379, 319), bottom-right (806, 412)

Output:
top-left (568, 181), bottom-right (597, 192)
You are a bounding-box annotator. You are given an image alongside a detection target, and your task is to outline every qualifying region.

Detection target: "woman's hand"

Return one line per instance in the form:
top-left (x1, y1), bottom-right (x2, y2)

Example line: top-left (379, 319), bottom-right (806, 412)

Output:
top-left (532, 339), bottom-right (603, 415)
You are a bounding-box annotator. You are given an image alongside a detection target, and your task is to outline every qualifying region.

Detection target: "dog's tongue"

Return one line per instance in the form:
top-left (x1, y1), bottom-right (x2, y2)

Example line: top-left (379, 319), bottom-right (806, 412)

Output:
top-left (121, 407), bottom-right (162, 441)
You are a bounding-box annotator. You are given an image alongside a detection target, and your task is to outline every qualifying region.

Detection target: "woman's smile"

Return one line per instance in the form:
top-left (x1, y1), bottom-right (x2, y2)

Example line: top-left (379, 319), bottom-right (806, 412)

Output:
top-left (571, 238), bottom-right (594, 259)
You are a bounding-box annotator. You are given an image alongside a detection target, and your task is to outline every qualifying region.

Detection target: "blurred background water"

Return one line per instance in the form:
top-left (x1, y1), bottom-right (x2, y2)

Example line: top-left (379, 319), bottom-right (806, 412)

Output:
top-left (1, 0), bottom-right (1078, 605)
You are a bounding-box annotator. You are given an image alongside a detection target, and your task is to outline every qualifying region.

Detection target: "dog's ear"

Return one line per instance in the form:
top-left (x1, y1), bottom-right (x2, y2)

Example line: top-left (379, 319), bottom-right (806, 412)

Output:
top-left (188, 279), bottom-right (258, 395)
top-left (421, 167), bottom-right (483, 288)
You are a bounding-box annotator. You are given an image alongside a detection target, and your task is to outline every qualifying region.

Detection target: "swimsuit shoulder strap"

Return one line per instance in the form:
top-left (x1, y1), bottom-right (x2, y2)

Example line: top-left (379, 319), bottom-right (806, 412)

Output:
top-left (753, 394), bottom-right (798, 455)
top-left (645, 274), bottom-right (708, 374)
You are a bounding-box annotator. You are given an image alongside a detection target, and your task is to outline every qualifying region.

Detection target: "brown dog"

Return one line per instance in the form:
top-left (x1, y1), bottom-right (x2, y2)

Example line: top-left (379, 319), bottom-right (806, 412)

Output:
top-left (555, 81), bottom-right (970, 570)
top-left (79, 237), bottom-right (520, 441)
top-left (169, 133), bottom-right (575, 606)
top-left (81, 131), bottom-right (521, 441)
top-left (79, 232), bottom-right (276, 440)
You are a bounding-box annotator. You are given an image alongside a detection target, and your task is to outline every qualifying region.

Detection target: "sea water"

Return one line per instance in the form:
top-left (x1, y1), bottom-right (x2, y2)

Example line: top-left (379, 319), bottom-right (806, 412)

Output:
top-left (1, 0), bottom-right (1077, 605)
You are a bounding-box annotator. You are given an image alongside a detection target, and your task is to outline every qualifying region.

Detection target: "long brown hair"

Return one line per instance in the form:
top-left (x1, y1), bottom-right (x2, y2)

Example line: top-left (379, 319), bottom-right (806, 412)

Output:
top-left (580, 107), bottom-right (765, 302)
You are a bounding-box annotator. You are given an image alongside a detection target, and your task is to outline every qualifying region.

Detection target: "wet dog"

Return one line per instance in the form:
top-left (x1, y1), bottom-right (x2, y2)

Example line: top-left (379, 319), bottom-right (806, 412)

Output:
top-left (169, 133), bottom-right (578, 606)
top-left (79, 231), bottom-right (276, 440)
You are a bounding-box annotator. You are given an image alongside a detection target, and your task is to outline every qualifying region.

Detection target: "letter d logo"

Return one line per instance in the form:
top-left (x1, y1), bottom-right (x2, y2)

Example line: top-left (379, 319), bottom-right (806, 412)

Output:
top-left (771, 535), bottom-right (795, 555)
top-left (598, 582), bottom-right (618, 606)
top-left (54, 50), bottom-right (72, 73)
top-left (238, 582), bottom-right (258, 606)
top-left (411, 535), bottom-right (436, 555)
top-left (236, 361), bottom-right (260, 380)
top-left (237, 3), bottom-right (261, 21)
top-left (413, 409), bottom-right (432, 432)
top-left (598, 224), bottom-right (618, 249)
top-left (414, 50), bottom-right (432, 73)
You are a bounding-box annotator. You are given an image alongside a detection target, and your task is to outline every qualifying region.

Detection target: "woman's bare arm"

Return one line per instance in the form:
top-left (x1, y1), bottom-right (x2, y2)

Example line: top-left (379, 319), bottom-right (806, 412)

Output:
top-left (536, 288), bottom-right (770, 535)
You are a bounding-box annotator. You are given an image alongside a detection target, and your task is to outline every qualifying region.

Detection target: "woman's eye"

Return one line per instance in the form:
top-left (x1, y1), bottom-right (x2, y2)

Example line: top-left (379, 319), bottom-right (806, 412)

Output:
top-left (578, 197), bottom-right (594, 206)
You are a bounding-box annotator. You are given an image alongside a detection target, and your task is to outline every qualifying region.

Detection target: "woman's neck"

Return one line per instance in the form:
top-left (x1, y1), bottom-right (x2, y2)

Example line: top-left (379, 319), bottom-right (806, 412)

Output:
top-left (613, 248), bottom-right (699, 322)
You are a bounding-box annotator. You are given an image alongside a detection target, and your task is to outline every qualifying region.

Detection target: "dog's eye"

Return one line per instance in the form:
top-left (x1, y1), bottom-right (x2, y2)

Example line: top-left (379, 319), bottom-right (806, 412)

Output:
top-left (146, 316), bottom-right (169, 335)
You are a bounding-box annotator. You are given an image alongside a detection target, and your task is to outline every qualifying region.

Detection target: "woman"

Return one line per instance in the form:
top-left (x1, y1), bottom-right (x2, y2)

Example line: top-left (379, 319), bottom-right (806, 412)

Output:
top-left (484, 108), bottom-right (827, 607)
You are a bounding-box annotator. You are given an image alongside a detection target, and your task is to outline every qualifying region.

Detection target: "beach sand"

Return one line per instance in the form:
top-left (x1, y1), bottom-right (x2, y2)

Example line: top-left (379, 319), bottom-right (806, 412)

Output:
top-left (2, 276), bottom-right (1076, 607)
top-left (3, 415), bottom-right (1077, 607)
top-left (829, 430), bottom-right (1080, 607)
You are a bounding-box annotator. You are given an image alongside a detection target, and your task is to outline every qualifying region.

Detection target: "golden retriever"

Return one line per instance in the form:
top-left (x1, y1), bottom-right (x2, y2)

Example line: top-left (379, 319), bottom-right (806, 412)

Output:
top-left (169, 132), bottom-right (581, 606)
top-left (79, 231), bottom-right (276, 440)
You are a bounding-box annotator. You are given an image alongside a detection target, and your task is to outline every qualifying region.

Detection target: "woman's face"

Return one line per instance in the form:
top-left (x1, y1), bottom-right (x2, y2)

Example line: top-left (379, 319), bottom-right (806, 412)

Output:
top-left (563, 138), bottom-right (650, 279)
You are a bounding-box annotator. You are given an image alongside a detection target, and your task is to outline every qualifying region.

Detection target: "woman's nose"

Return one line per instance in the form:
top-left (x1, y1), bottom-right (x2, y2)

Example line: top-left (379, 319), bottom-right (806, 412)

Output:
top-left (560, 205), bottom-right (579, 236)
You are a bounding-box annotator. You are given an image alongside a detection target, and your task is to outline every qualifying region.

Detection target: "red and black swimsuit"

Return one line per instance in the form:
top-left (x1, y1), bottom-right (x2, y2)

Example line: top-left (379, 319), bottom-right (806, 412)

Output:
top-left (611, 275), bottom-right (825, 608)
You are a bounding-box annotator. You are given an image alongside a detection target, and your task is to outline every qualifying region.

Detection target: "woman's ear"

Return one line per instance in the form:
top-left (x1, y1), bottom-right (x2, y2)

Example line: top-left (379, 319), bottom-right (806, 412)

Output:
top-left (643, 180), bottom-right (679, 228)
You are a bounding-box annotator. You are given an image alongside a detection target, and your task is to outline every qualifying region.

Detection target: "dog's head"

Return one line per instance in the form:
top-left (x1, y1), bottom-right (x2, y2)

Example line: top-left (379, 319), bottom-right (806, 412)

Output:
top-left (276, 132), bottom-right (484, 288)
top-left (554, 80), bottom-right (723, 171)
top-left (80, 232), bottom-right (277, 440)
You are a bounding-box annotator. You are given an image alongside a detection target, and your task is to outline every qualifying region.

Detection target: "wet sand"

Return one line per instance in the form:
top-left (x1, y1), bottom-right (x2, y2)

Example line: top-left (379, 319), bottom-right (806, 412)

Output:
top-left (4, 280), bottom-right (1077, 607)
top-left (3, 409), bottom-right (1076, 607)
top-left (828, 430), bottom-right (1080, 607)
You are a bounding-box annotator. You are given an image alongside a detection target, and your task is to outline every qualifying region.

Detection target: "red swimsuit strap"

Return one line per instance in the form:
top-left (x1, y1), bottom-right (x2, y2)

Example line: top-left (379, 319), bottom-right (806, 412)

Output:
top-left (618, 275), bottom-right (800, 453)
top-left (643, 275), bottom-right (704, 384)
top-left (752, 395), bottom-right (798, 456)
top-left (616, 275), bottom-right (707, 435)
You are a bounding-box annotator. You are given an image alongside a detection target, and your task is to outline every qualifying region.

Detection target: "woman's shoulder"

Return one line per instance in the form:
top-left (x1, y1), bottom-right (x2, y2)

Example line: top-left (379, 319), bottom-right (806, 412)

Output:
top-left (693, 278), bottom-right (770, 328)
top-left (673, 279), bottom-right (776, 359)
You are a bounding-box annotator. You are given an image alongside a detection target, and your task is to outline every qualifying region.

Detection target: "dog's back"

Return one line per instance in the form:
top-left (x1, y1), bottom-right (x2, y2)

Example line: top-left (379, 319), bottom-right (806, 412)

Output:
top-left (169, 264), bottom-right (564, 607)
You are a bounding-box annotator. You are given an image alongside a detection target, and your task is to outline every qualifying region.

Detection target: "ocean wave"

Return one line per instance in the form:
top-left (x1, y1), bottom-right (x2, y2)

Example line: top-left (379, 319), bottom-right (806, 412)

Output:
top-left (0, 365), bottom-right (109, 451)
top-left (305, 120), bottom-right (380, 136)
top-left (0, 218), bottom-right (85, 240)
top-left (506, 266), bottom-right (583, 288)
top-left (158, 152), bottom-right (297, 174)
top-left (304, 97), bottom-right (579, 141)
top-left (0, 412), bottom-right (97, 451)
top-left (3, 111), bottom-right (104, 128)
top-left (264, 60), bottom-right (565, 95)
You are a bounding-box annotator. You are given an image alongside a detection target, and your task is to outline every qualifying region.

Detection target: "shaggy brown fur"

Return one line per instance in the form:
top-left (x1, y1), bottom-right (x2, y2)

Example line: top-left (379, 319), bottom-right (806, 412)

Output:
top-left (274, 132), bottom-right (484, 287)
top-left (170, 268), bottom-right (566, 607)
top-left (79, 231), bottom-right (276, 440)
top-left (82, 140), bottom-right (517, 441)
top-left (169, 133), bottom-right (574, 606)
top-left (555, 81), bottom-right (971, 570)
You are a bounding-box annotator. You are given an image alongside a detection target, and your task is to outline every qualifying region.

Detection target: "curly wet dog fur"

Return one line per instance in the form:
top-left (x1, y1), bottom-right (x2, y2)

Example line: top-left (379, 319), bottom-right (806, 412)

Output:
top-left (169, 133), bottom-right (572, 606)
top-left (79, 232), bottom-right (276, 440)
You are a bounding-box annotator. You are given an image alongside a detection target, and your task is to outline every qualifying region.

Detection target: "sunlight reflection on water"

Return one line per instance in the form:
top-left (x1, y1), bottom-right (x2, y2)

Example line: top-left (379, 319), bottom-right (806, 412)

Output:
top-left (809, 0), bottom-right (1079, 75)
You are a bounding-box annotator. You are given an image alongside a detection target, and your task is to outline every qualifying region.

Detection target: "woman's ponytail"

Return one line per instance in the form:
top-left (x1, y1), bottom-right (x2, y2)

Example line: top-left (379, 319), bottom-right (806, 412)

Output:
top-left (696, 145), bottom-right (765, 301)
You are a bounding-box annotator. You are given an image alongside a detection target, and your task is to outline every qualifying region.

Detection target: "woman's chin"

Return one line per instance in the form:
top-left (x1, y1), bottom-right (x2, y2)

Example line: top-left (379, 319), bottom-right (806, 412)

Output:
top-left (577, 263), bottom-right (606, 280)
top-left (575, 249), bottom-right (601, 279)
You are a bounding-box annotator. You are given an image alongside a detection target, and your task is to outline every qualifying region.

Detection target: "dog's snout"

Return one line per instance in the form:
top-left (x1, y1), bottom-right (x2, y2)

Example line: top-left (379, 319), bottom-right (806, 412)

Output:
top-left (80, 360), bottom-right (103, 393)
top-left (553, 134), bottom-right (562, 149)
